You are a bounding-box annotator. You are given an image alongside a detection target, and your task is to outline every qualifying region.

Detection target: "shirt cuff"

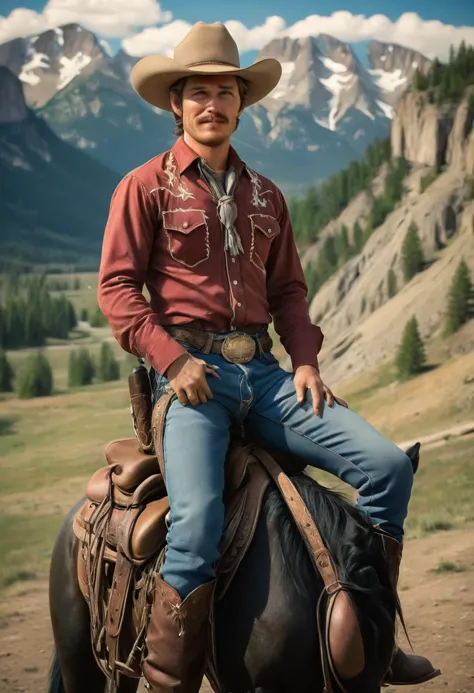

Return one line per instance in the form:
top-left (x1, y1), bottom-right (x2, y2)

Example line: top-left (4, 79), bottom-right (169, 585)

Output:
top-left (287, 324), bottom-right (323, 372)
top-left (144, 330), bottom-right (189, 376)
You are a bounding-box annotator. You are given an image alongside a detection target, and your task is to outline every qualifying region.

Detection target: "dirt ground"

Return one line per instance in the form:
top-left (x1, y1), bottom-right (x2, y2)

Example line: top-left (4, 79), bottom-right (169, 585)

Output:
top-left (0, 530), bottom-right (473, 693)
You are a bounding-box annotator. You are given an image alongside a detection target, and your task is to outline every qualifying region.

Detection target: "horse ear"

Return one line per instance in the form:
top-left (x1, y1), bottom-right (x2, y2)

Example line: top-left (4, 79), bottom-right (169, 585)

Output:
top-left (405, 442), bottom-right (421, 475)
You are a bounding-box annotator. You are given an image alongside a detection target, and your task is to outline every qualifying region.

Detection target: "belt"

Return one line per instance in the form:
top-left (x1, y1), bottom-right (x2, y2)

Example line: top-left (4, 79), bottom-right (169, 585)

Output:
top-left (164, 326), bottom-right (273, 364)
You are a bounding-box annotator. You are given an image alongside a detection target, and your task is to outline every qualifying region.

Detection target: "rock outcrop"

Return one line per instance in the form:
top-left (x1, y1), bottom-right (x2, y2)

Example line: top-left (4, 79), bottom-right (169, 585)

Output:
top-left (0, 67), bottom-right (28, 124)
top-left (391, 89), bottom-right (474, 172)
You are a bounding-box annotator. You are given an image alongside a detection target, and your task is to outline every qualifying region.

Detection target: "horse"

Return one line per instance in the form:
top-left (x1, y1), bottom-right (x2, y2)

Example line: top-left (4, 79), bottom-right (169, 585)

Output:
top-left (47, 445), bottom-right (420, 693)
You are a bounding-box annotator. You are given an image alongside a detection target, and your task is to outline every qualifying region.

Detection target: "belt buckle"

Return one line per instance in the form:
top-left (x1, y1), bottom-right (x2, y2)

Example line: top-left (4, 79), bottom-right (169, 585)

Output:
top-left (221, 332), bottom-right (256, 364)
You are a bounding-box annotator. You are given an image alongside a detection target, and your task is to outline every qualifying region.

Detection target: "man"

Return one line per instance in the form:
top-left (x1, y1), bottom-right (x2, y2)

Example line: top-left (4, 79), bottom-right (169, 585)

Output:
top-left (98, 21), bottom-right (439, 693)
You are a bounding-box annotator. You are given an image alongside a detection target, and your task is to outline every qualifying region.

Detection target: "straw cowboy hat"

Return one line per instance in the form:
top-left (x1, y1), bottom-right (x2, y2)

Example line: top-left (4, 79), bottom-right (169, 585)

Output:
top-left (130, 21), bottom-right (282, 111)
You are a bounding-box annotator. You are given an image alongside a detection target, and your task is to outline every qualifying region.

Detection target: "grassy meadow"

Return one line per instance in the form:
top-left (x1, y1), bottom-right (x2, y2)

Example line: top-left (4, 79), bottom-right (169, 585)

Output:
top-left (1, 272), bottom-right (473, 591)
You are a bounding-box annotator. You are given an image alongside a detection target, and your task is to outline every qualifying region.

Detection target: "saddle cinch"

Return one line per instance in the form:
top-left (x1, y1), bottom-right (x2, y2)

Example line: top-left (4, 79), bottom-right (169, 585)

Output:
top-left (73, 391), bottom-right (365, 693)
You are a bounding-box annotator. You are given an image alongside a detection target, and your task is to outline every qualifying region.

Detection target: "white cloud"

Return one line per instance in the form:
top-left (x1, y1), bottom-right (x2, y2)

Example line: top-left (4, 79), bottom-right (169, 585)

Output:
top-left (122, 16), bottom-right (286, 57)
top-left (122, 19), bottom-right (191, 57)
top-left (1, 7), bottom-right (473, 65)
top-left (285, 12), bottom-right (474, 61)
top-left (122, 11), bottom-right (474, 62)
top-left (0, 0), bottom-right (172, 43)
top-left (0, 9), bottom-right (50, 44)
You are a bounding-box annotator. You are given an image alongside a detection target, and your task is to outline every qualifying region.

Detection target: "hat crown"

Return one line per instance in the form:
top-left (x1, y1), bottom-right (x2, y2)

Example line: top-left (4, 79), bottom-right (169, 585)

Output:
top-left (174, 22), bottom-right (240, 69)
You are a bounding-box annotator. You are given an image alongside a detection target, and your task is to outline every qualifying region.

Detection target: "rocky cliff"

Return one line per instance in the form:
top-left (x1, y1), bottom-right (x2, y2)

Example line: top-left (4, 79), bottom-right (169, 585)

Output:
top-left (391, 89), bottom-right (474, 172)
top-left (0, 66), bottom-right (28, 124)
top-left (303, 91), bottom-right (474, 386)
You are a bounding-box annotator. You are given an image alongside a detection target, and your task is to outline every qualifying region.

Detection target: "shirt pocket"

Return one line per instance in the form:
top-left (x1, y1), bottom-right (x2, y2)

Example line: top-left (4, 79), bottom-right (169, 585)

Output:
top-left (162, 208), bottom-right (210, 268)
top-left (249, 214), bottom-right (280, 272)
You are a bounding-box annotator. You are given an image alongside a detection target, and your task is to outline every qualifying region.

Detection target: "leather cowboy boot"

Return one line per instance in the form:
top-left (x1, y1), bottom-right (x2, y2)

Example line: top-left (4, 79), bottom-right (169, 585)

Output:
top-left (375, 530), bottom-right (441, 685)
top-left (143, 574), bottom-right (215, 692)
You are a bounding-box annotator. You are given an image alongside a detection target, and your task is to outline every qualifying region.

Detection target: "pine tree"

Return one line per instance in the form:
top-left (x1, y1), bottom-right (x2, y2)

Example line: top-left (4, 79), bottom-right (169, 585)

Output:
top-left (396, 316), bottom-right (426, 380)
top-left (0, 348), bottom-right (14, 392)
top-left (387, 268), bottom-right (398, 298)
top-left (68, 350), bottom-right (78, 387)
top-left (17, 351), bottom-right (53, 399)
top-left (98, 342), bottom-right (120, 382)
top-left (444, 260), bottom-right (473, 335)
top-left (401, 223), bottom-right (424, 282)
top-left (77, 347), bottom-right (95, 385)
top-left (68, 347), bottom-right (95, 387)
top-left (90, 304), bottom-right (108, 328)
top-left (353, 222), bottom-right (364, 252)
top-left (335, 225), bottom-right (351, 265)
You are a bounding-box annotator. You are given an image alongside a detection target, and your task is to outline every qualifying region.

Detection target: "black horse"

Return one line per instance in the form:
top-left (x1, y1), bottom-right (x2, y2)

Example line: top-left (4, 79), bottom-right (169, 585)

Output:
top-left (47, 446), bottom-right (420, 693)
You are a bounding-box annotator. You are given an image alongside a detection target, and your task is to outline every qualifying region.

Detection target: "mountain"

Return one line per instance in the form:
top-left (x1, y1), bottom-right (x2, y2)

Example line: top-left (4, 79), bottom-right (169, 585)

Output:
top-left (0, 25), bottom-right (431, 193)
top-left (297, 87), bottom-right (474, 386)
top-left (0, 24), bottom-right (112, 108)
top-left (37, 69), bottom-right (175, 174)
top-left (0, 67), bottom-right (119, 268)
top-left (257, 35), bottom-right (431, 153)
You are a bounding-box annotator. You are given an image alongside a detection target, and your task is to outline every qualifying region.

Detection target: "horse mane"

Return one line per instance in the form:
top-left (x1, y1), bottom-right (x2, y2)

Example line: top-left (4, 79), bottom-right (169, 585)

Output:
top-left (264, 471), bottom-right (398, 669)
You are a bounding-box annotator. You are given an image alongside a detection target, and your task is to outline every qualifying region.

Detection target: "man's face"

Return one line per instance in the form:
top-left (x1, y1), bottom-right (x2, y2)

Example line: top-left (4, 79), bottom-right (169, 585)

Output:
top-left (171, 74), bottom-right (242, 147)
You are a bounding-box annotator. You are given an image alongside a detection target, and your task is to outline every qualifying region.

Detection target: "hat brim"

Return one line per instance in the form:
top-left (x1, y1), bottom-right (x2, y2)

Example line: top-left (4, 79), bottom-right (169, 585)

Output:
top-left (130, 55), bottom-right (282, 111)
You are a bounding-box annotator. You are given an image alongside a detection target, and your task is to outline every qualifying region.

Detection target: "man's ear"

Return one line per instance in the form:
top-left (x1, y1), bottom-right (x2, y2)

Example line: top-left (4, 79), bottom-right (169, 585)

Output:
top-left (170, 92), bottom-right (183, 118)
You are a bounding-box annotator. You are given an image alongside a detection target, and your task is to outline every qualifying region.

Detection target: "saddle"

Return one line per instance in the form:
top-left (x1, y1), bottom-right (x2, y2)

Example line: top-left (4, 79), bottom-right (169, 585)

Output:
top-left (73, 391), bottom-right (364, 693)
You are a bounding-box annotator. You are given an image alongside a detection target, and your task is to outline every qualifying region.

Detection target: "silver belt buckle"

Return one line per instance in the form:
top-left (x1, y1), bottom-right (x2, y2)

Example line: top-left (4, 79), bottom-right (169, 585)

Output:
top-left (221, 332), bottom-right (256, 364)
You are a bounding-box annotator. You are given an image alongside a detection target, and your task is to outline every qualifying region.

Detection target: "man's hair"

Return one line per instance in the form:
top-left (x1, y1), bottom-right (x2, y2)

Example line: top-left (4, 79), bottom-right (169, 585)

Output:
top-left (169, 76), bottom-right (249, 136)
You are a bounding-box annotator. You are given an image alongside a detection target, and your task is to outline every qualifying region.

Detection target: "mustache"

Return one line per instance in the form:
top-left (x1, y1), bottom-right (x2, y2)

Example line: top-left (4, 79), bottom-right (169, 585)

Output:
top-left (198, 113), bottom-right (229, 124)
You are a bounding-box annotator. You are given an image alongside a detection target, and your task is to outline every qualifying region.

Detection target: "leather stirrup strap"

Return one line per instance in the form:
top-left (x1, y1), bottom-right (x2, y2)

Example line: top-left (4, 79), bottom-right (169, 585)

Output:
top-left (254, 449), bottom-right (340, 593)
top-left (254, 448), bottom-right (346, 693)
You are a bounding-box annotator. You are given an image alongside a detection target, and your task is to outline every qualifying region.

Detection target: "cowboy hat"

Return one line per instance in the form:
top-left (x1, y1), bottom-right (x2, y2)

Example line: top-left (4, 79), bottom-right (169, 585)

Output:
top-left (130, 21), bottom-right (282, 111)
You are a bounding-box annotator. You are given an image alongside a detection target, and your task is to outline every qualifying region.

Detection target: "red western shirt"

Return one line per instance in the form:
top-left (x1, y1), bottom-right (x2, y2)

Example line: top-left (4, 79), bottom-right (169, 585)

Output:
top-left (97, 135), bottom-right (323, 376)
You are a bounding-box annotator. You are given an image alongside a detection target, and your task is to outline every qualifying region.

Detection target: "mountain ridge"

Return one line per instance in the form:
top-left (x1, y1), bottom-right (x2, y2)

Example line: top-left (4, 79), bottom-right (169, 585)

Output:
top-left (0, 24), bottom-right (432, 192)
top-left (0, 67), bottom-right (119, 269)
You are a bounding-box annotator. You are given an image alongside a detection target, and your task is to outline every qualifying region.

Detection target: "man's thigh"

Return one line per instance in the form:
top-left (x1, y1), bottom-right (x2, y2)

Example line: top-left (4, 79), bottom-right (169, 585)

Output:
top-left (247, 364), bottom-right (408, 492)
top-left (163, 397), bottom-right (232, 527)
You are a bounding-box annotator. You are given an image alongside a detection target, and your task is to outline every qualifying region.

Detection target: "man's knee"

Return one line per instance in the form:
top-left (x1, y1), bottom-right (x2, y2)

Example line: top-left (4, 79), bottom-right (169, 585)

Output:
top-left (376, 445), bottom-right (414, 499)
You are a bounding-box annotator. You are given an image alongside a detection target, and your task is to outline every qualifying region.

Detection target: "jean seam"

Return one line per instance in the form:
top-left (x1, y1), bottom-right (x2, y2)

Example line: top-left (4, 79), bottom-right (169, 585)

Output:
top-left (250, 408), bottom-right (375, 508)
top-left (235, 367), bottom-right (254, 422)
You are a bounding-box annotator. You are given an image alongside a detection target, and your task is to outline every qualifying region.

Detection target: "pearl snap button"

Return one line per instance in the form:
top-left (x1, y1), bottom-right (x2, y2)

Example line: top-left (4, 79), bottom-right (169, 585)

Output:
top-left (267, 228), bottom-right (272, 234)
top-left (182, 221), bottom-right (189, 228)
top-left (233, 280), bottom-right (238, 285)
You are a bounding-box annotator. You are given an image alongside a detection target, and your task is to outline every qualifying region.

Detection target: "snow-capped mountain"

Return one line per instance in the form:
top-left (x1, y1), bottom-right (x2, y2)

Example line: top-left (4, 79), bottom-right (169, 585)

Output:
top-left (0, 25), bottom-right (432, 192)
top-left (367, 40), bottom-right (432, 108)
top-left (259, 34), bottom-right (431, 137)
top-left (0, 23), bottom-right (113, 107)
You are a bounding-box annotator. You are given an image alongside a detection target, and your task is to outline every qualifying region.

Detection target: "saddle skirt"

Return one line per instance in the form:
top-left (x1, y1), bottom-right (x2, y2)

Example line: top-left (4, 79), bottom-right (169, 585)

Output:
top-left (72, 392), bottom-right (365, 693)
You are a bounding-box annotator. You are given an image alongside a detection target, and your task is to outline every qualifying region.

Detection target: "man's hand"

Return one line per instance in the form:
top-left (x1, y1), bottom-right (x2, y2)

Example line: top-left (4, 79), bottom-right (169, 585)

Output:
top-left (294, 365), bottom-right (348, 417)
top-left (165, 353), bottom-right (220, 406)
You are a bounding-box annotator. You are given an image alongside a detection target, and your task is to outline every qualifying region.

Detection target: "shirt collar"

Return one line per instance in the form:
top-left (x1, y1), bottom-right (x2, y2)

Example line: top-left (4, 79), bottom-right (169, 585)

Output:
top-left (171, 135), bottom-right (247, 178)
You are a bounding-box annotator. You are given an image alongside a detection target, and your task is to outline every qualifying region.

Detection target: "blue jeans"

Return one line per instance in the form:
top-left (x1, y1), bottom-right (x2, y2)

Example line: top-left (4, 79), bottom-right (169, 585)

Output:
top-left (150, 342), bottom-right (413, 598)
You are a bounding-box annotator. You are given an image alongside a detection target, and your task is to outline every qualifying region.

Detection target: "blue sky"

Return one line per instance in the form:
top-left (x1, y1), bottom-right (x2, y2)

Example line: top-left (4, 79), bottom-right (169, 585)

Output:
top-left (1, 1), bottom-right (473, 62)
top-left (2, 0), bottom-right (474, 27)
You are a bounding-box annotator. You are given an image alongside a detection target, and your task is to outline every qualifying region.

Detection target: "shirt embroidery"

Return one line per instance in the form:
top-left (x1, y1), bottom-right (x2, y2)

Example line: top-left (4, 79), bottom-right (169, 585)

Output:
top-left (247, 167), bottom-right (273, 209)
top-left (151, 151), bottom-right (195, 201)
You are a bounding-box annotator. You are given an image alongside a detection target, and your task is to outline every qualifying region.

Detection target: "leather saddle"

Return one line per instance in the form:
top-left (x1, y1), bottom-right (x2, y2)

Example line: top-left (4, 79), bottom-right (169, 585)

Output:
top-left (73, 391), bottom-right (364, 693)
